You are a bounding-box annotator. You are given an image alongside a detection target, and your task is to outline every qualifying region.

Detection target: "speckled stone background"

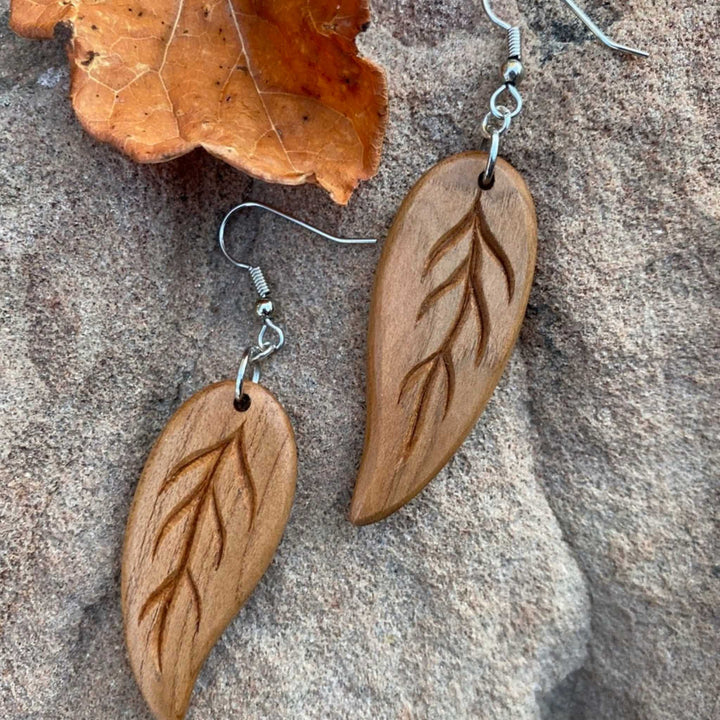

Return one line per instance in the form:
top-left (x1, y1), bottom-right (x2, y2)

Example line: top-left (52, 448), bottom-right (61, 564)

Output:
top-left (1, 1), bottom-right (718, 718)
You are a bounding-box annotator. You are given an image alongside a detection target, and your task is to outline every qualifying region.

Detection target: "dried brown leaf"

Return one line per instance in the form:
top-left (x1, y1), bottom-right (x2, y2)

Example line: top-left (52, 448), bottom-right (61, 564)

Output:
top-left (10, 0), bottom-right (388, 203)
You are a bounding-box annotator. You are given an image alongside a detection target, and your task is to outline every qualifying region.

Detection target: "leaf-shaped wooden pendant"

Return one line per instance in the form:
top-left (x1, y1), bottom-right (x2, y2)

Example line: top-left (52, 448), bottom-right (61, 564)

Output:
top-left (122, 380), bottom-right (296, 720)
top-left (350, 152), bottom-right (537, 525)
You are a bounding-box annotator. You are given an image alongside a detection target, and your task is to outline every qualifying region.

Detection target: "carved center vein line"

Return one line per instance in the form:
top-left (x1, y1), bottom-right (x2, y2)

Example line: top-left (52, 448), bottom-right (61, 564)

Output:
top-left (393, 189), bottom-right (516, 478)
top-left (138, 423), bottom-right (259, 670)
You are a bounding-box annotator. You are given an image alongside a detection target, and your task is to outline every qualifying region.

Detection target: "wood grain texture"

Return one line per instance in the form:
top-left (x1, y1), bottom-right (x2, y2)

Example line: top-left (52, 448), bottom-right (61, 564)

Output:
top-left (9, 0), bottom-right (387, 204)
top-left (122, 380), bottom-right (296, 720)
top-left (350, 152), bottom-right (537, 525)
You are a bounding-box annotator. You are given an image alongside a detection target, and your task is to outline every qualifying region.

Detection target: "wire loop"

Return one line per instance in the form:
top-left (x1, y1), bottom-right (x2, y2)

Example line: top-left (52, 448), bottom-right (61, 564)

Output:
top-left (480, 131), bottom-right (501, 188)
top-left (235, 347), bottom-right (261, 409)
top-left (490, 83), bottom-right (523, 119)
top-left (481, 107), bottom-right (511, 139)
top-left (254, 317), bottom-right (285, 361)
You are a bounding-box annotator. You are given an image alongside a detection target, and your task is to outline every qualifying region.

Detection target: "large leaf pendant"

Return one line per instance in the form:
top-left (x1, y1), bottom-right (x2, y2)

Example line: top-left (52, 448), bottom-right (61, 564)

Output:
top-left (350, 152), bottom-right (537, 525)
top-left (122, 380), bottom-right (296, 720)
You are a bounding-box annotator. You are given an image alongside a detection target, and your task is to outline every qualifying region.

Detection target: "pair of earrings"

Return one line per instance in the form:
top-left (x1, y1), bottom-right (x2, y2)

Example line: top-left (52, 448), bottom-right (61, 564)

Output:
top-left (122, 2), bottom-right (647, 718)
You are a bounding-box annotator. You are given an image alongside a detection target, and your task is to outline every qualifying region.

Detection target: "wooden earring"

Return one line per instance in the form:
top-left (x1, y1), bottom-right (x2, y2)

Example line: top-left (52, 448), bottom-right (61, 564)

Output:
top-left (349, 2), bottom-right (648, 525)
top-left (123, 378), bottom-right (296, 720)
top-left (349, 154), bottom-right (536, 525)
top-left (122, 203), bottom-right (375, 720)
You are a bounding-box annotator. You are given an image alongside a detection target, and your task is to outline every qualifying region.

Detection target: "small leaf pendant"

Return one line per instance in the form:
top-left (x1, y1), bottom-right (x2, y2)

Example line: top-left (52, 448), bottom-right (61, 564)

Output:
top-left (350, 152), bottom-right (537, 524)
top-left (122, 380), bottom-right (296, 720)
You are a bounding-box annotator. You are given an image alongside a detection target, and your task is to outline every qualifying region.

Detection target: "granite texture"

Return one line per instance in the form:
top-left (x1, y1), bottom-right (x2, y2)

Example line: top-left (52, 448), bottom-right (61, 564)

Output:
top-left (0, 1), bottom-right (718, 719)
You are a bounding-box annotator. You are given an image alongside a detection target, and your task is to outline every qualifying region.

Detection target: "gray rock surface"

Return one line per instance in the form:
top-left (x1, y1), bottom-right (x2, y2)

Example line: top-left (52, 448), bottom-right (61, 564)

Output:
top-left (0, 1), bottom-right (718, 718)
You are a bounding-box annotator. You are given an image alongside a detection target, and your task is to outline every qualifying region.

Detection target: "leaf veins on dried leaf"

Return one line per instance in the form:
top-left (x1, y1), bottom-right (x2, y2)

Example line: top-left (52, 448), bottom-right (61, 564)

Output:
top-left (10, 0), bottom-right (388, 203)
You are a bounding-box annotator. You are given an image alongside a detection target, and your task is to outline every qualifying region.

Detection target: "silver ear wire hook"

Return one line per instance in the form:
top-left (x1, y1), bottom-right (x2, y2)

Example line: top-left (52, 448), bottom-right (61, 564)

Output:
top-left (219, 201), bottom-right (376, 271)
top-left (478, 0), bottom-right (647, 187)
top-left (218, 200), bottom-right (376, 303)
top-left (481, 0), bottom-right (512, 31)
top-left (557, 0), bottom-right (648, 58)
top-left (219, 201), bottom-right (376, 409)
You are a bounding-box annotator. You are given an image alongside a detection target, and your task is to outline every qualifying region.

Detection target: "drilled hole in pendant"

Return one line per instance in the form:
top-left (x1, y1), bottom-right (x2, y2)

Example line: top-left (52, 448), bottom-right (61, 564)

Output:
top-left (478, 173), bottom-right (495, 191)
top-left (234, 393), bottom-right (252, 412)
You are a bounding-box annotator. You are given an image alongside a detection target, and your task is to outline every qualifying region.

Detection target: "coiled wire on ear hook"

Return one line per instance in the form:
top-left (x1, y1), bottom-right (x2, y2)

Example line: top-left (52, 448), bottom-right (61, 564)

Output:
top-left (218, 201), bottom-right (376, 408)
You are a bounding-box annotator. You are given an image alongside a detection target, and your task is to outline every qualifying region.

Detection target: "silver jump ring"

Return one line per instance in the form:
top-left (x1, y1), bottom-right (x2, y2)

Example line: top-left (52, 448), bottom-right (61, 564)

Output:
top-left (481, 109), bottom-right (511, 139)
top-left (235, 347), bottom-right (261, 409)
top-left (490, 83), bottom-right (522, 119)
top-left (251, 343), bottom-right (276, 363)
top-left (480, 130), bottom-right (501, 188)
